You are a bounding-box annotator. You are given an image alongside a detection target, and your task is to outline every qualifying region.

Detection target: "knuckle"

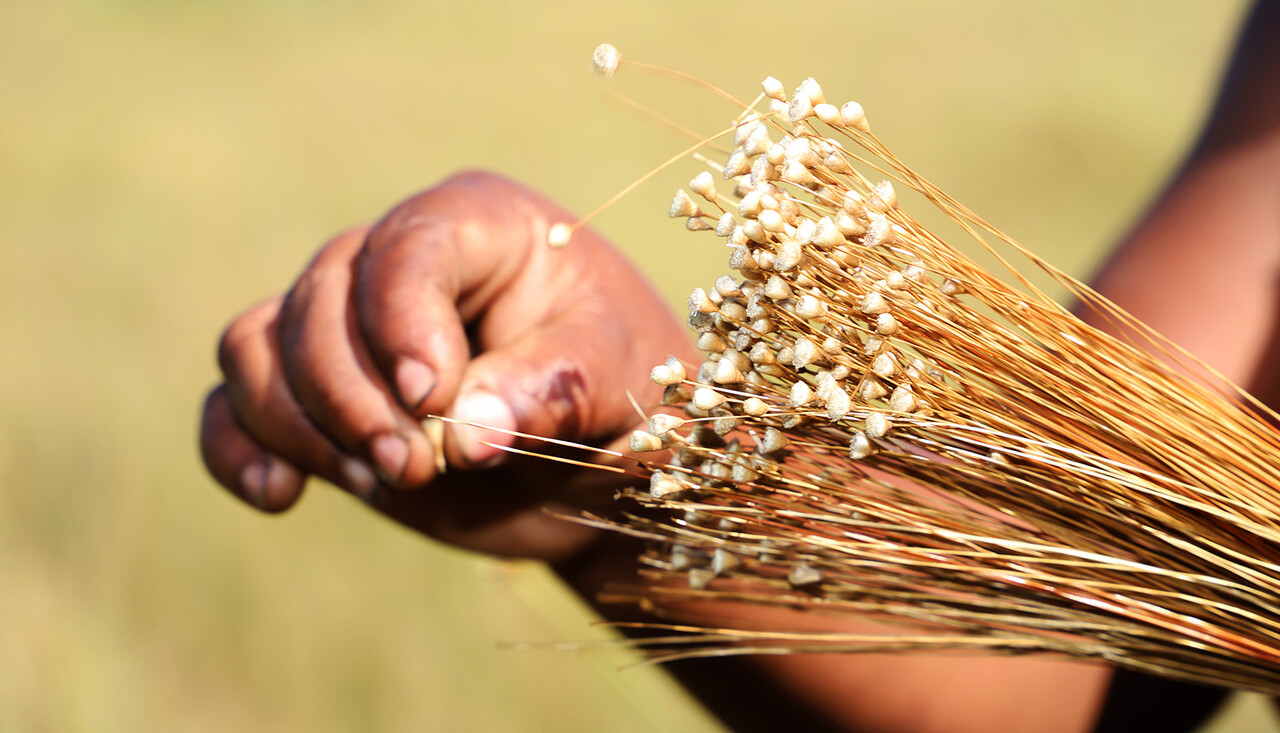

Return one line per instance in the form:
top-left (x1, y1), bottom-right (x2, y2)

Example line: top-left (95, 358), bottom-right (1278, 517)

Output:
top-left (200, 383), bottom-right (227, 418)
top-left (439, 168), bottom-right (509, 191)
top-left (370, 169), bottom-right (515, 244)
top-left (216, 317), bottom-right (256, 381)
top-left (197, 386), bottom-right (233, 473)
top-left (216, 298), bottom-right (280, 380)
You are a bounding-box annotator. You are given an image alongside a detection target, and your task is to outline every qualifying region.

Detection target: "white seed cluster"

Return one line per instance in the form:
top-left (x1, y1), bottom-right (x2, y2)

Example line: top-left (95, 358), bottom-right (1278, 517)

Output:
top-left (590, 43), bottom-right (622, 77)
top-left (585, 53), bottom-right (1280, 691)
top-left (624, 76), bottom-right (984, 590)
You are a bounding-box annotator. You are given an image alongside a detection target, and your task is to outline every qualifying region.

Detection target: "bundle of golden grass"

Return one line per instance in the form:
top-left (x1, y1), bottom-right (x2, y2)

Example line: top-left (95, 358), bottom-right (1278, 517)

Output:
top-left (562, 46), bottom-right (1280, 695)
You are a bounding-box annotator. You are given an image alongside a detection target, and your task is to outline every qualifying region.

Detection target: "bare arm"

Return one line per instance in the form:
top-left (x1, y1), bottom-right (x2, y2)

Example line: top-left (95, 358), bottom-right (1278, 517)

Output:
top-left (1086, 0), bottom-right (1280, 397)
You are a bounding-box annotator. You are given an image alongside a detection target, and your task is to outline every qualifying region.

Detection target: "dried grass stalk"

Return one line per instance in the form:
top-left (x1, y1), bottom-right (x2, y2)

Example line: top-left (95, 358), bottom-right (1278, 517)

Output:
top-left (584, 50), bottom-right (1280, 695)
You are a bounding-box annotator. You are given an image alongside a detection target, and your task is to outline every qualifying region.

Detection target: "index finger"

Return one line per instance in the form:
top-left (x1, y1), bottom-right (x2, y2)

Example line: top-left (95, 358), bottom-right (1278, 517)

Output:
top-left (354, 170), bottom-right (571, 418)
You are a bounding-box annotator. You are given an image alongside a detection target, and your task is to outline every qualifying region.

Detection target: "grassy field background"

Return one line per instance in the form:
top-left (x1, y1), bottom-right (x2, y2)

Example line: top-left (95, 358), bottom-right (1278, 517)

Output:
top-left (1, 0), bottom-right (1275, 730)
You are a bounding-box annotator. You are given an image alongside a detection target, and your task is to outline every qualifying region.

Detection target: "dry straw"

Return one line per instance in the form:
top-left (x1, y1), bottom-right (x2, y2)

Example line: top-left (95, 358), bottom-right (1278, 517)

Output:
top-left (561, 45), bottom-right (1280, 695)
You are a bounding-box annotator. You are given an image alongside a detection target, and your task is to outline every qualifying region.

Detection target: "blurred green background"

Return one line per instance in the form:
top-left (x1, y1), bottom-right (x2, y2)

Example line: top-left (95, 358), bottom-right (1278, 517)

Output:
top-left (2, 0), bottom-right (1274, 730)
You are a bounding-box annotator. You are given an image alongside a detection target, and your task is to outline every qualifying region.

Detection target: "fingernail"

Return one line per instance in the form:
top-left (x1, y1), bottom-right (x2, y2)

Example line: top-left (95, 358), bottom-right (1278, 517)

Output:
top-left (341, 457), bottom-right (378, 500)
top-left (451, 389), bottom-right (517, 467)
top-left (239, 459), bottom-right (270, 508)
top-left (396, 358), bottom-right (436, 411)
top-left (369, 432), bottom-right (410, 485)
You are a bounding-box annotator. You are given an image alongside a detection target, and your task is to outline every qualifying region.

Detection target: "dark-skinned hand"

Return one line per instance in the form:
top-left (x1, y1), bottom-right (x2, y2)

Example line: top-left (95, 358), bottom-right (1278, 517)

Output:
top-left (200, 171), bottom-right (692, 561)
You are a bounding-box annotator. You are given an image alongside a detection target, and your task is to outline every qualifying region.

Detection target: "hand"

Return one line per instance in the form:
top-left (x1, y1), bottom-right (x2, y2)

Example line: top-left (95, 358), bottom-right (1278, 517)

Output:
top-left (199, 171), bottom-right (691, 560)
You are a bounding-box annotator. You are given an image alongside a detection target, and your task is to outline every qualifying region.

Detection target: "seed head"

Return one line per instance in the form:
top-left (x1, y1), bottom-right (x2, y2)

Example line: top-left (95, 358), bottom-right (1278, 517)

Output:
top-left (782, 159), bottom-right (819, 188)
top-left (870, 180), bottom-right (898, 211)
top-left (713, 358), bottom-right (745, 384)
top-left (687, 568), bottom-right (714, 590)
top-left (797, 77), bottom-right (825, 106)
top-left (669, 189), bottom-right (700, 218)
top-left (888, 386), bottom-right (917, 413)
top-left (839, 100), bottom-right (870, 132)
top-left (547, 223), bottom-right (572, 248)
top-left (823, 151), bottom-right (854, 175)
top-left (649, 470), bottom-right (685, 499)
top-left (688, 287), bottom-right (718, 315)
top-left (791, 336), bottom-right (821, 368)
top-left (813, 217), bottom-right (844, 248)
top-left (630, 430), bottom-right (664, 453)
top-left (763, 275), bottom-right (792, 301)
top-left (859, 377), bottom-right (889, 400)
top-left (649, 413), bottom-right (686, 436)
top-left (863, 213), bottom-right (894, 247)
top-left (712, 548), bottom-right (740, 575)
top-left (761, 76), bottom-right (785, 101)
top-left (733, 118), bottom-right (765, 147)
top-left (758, 209), bottom-right (786, 233)
top-left (826, 388), bottom-right (852, 422)
top-left (814, 103), bottom-right (840, 126)
top-left (789, 563), bottom-right (823, 587)
top-left (731, 460), bottom-right (759, 483)
top-left (714, 274), bottom-right (741, 298)
top-left (865, 412), bottom-right (890, 439)
top-left (796, 293), bottom-right (828, 320)
top-left (650, 363), bottom-right (680, 386)
top-left (590, 43), bottom-right (622, 77)
top-left (692, 387), bottom-right (729, 411)
top-left (848, 431), bottom-right (874, 459)
top-left (759, 427), bottom-right (790, 455)
top-left (669, 544), bottom-right (692, 570)
top-left (860, 291), bottom-right (890, 315)
top-left (876, 312), bottom-right (900, 335)
top-left (789, 380), bottom-right (814, 409)
top-left (774, 240), bottom-right (804, 272)
top-left (696, 331), bottom-right (727, 354)
top-left (743, 124), bottom-right (772, 157)
top-left (835, 210), bottom-right (866, 237)
top-left (723, 149), bottom-right (751, 178)
top-left (872, 352), bottom-right (897, 378)
top-left (662, 383), bottom-right (692, 406)
top-left (788, 94), bottom-right (813, 123)
top-left (690, 171), bottom-right (717, 202)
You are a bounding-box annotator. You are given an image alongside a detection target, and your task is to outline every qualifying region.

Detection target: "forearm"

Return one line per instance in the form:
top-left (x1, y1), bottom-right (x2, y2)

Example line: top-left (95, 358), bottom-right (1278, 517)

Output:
top-left (1085, 0), bottom-right (1280, 396)
top-left (555, 516), bottom-right (1108, 733)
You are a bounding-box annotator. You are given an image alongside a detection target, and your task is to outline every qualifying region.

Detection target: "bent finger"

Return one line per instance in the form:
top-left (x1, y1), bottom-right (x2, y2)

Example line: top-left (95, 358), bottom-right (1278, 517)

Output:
top-left (354, 171), bottom-right (565, 419)
top-left (277, 229), bottom-right (438, 488)
top-left (199, 385), bottom-right (305, 512)
top-left (217, 296), bottom-right (379, 499)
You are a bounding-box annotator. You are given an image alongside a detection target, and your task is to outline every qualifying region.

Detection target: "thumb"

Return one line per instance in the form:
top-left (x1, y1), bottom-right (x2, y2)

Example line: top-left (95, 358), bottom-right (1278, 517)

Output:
top-left (445, 303), bottom-right (661, 469)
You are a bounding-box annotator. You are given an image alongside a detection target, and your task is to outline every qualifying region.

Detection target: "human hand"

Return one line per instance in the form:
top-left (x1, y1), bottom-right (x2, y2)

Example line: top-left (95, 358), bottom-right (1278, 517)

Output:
top-left (199, 171), bottom-right (691, 560)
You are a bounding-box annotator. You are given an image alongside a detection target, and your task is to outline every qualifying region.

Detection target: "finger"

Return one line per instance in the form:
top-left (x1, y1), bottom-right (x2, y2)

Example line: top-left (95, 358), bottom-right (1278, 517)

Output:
top-left (354, 171), bottom-right (559, 418)
top-left (199, 385), bottom-right (305, 512)
top-left (277, 228), bottom-right (438, 488)
top-left (217, 296), bottom-right (379, 499)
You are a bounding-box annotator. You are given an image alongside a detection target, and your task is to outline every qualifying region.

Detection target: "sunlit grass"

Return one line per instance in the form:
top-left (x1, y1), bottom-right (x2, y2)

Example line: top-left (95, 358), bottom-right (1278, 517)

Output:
top-left (0, 0), bottom-right (1271, 730)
